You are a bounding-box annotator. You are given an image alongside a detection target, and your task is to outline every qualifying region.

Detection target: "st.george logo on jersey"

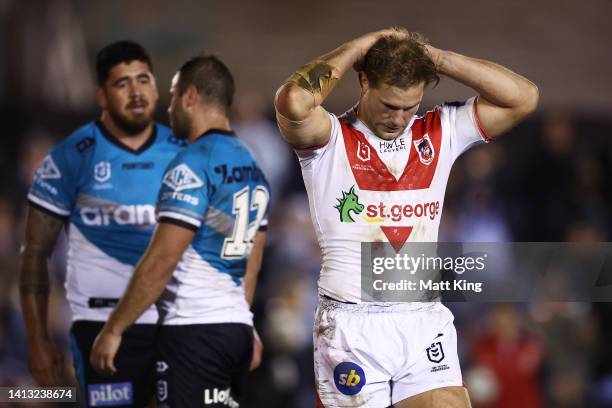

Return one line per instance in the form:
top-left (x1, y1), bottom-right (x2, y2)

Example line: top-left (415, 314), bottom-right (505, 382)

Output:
top-left (413, 134), bottom-right (435, 165)
top-left (334, 186), bottom-right (364, 223)
top-left (163, 164), bottom-right (204, 191)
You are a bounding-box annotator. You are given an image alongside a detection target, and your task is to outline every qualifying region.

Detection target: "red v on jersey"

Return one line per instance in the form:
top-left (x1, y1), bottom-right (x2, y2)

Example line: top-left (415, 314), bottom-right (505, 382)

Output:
top-left (339, 110), bottom-right (442, 192)
top-left (340, 111), bottom-right (443, 249)
top-left (380, 226), bottom-right (414, 252)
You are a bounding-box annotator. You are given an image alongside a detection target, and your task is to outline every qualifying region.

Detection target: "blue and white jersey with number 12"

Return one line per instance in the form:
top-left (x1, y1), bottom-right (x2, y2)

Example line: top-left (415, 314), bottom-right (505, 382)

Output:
top-left (156, 129), bottom-right (270, 326)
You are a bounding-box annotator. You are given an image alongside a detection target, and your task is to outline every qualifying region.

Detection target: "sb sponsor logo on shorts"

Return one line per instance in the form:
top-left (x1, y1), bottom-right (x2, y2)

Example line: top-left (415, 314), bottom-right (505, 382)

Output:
top-left (334, 362), bottom-right (366, 395)
top-left (87, 382), bottom-right (133, 406)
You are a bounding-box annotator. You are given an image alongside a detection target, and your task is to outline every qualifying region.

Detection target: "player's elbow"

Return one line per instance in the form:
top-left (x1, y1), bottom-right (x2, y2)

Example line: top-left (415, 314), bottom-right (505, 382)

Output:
top-left (275, 82), bottom-right (312, 122)
top-left (518, 82), bottom-right (539, 118)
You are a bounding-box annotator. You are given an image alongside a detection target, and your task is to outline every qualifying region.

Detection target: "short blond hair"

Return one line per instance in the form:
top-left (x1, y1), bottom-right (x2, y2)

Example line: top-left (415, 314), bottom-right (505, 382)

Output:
top-left (361, 31), bottom-right (439, 88)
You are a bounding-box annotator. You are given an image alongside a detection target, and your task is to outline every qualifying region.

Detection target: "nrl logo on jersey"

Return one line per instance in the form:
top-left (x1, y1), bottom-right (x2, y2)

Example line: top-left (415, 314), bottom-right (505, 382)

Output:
top-left (413, 134), bottom-right (435, 165)
top-left (94, 161), bottom-right (112, 182)
top-left (36, 156), bottom-right (61, 180)
top-left (357, 141), bottom-right (371, 162)
top-left (163, 164), bottom-right (203, 192)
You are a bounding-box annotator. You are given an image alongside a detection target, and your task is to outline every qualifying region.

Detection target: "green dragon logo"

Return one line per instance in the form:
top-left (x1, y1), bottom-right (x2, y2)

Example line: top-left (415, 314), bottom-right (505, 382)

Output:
top-left (334, 185), bottom-right (364, 223)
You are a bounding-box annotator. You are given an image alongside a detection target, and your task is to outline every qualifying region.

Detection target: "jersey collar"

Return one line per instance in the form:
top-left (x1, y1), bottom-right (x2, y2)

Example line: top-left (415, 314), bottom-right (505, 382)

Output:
top-left (95, 120), bottom-right (158, 155)
top-left (193, 128), bottom-right (236, 142)
top-left (342, 104), bottom-right (417, 140)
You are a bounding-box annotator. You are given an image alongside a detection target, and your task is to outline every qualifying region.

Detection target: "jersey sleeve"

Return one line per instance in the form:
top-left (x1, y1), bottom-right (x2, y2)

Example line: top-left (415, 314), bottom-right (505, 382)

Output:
top-left (27, 141), bottom-right (79, 218)
top-left (443, 96), bottom-right (491, 162)
top-left (156, 153), bottom-right (209, 231)
top-left (294, 112), bottom-right (338, 167)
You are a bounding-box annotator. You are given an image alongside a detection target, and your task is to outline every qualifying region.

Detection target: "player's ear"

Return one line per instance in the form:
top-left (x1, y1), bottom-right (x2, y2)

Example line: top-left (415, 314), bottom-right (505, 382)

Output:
top-left (358, 72), bottom-right (371, 100)
top-left (95, 87), bottom-right (107, 110)
top-left (150, 75), bottom-right (159, 103)
top-left (358, 72), bottom-right (370, 92)
top-left (185, 85), bottom-right (199, 108)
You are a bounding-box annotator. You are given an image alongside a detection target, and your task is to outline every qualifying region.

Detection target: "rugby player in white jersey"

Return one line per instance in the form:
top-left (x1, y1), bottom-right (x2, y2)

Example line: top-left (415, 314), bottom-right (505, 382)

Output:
top-left (275, 27), bottom-right (538, 408)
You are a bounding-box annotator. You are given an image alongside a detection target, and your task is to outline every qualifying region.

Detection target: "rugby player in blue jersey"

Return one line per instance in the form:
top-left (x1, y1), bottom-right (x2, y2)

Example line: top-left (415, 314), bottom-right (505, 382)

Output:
top-left (90, 54), bottom-right (269, 407)
top-left (20, 41), bottom-right (184, 407)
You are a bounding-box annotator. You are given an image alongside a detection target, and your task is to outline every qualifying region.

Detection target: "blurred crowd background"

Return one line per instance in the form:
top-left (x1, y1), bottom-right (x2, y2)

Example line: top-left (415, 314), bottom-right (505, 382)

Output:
top-left (1, 0), bottom-right (611, 407)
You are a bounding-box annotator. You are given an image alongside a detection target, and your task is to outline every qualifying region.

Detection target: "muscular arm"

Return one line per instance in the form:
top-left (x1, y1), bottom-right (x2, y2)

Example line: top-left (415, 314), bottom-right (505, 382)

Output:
top-left (20, 207), bottom-right (64, 336)
top-left (244, 230), bottom-right (266, 306)
top-left (91, 222), bottom-right (193, 375)
top-left (426, 46), bottom-right (539, 139)
top-left (19, 206), bottom-right (66, 384)
top-left (244, 230), bottom-right (266, 370)
top-left (102, 222), bottom-right (194, 336)
top-left (275, 29), bottom-right (398, 149)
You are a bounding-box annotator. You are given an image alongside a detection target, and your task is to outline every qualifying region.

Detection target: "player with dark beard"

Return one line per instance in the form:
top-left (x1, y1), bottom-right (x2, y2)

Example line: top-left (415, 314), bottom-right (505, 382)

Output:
top-left (20, 41), bottom-right (184, 407)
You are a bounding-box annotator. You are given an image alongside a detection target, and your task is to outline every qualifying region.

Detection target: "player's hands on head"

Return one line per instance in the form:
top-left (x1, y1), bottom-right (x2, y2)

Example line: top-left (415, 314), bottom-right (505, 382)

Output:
top-left (90, 330), bottom-right (122, 376)
top-left (422, 43), bottom-right (443, 70)
top-left (28, 338), bottom-right (65, 386)
top-left (356, 27), bottom-right (442, 72)
top-left (250, 328), bottom-right (263, 371)
top-left (383, 26), bottom-right (410, 38)
top-left (354, 27), bottom-right (410, 72)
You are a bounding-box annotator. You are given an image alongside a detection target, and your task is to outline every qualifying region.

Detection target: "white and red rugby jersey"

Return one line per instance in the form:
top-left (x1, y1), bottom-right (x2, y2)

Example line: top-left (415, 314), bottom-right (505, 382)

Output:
top-left (297, 97), bottom-right (490, 303)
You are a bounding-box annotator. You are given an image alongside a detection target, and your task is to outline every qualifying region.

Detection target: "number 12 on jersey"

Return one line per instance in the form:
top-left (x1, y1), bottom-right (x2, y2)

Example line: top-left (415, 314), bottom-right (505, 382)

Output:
top-left (222, 186), bottom-right (269, 259)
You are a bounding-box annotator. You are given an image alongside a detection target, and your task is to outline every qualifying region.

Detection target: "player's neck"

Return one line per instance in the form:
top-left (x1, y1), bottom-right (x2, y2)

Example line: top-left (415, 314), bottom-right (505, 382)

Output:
top-left (356, 104), bottom-right (383, 140)
top-left (356, 103), bottom-right (406, 141)
top-left (188, 109), bottom-right (231, 143)
top-left (100, 114), bottom-right (154, 150)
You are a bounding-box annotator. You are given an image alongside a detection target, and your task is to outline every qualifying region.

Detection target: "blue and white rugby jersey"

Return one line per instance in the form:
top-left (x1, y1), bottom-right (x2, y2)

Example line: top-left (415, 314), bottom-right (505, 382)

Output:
top-left (156, 129), bottom-right (270, 326)
top-left (28, 121), bottom-right (185, 323)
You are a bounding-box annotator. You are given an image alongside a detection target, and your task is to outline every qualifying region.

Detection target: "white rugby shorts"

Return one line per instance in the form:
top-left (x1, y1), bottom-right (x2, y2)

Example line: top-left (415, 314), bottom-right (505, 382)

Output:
top-left (314, 296), bottom-right (463, 407)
